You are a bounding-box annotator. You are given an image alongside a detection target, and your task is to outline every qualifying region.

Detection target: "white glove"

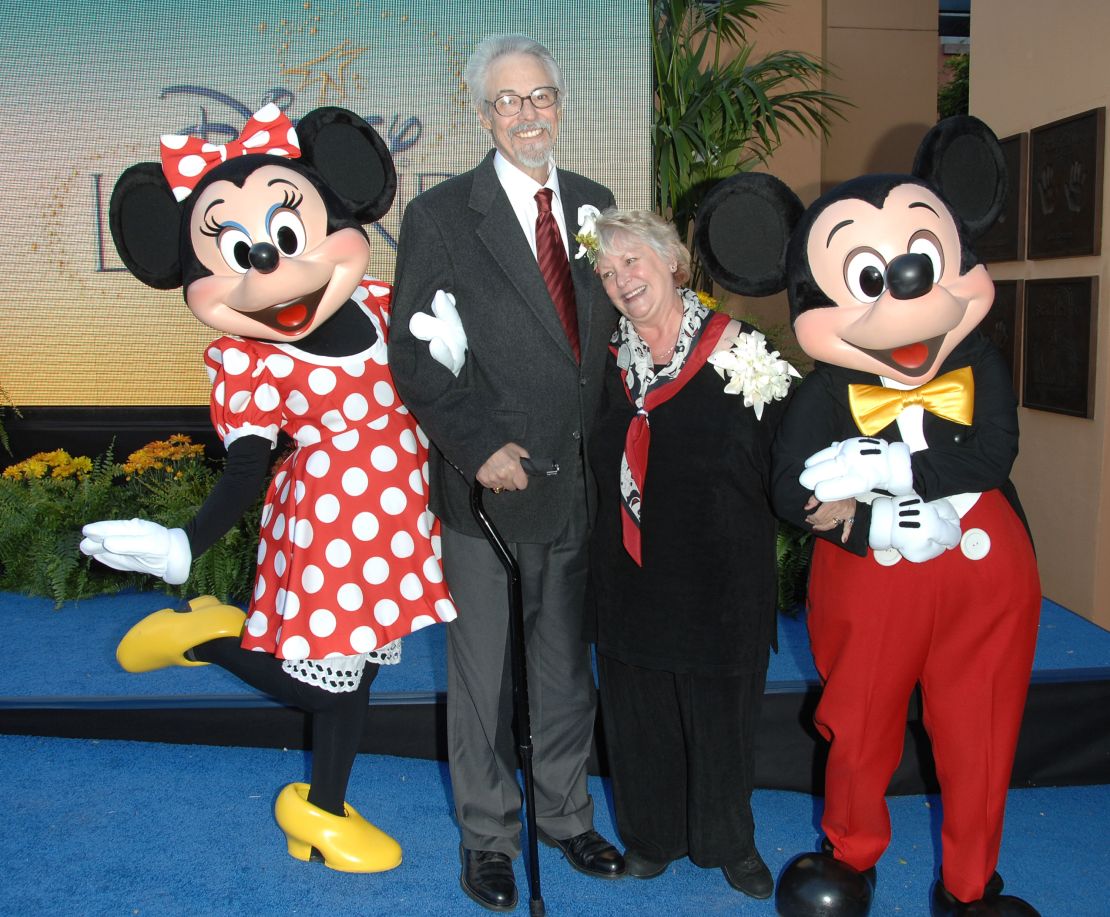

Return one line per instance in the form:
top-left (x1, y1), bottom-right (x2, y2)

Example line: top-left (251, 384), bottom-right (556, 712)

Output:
top-left (799, 437), bottom-right (914, 501)
top-left (409, 289), bottom-right (467, 377)
top-left (869, 494), bottom-right (961, 563)
top-left (80, 518), bottom-right (192, 585)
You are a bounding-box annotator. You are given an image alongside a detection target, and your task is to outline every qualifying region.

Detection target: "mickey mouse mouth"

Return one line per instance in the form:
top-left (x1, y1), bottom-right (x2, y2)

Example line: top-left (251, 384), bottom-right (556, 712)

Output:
top-left (854, 334), bottom-right (945, 377)
top-left (246, 287), bottom-right (327, 335)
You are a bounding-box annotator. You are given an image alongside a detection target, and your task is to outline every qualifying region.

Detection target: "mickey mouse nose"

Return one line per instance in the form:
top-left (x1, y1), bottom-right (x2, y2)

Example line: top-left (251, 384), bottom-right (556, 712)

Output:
top-left (248, 242), bottom-right (280, 274)
top-left (885, 253), bottom-right (934, 300)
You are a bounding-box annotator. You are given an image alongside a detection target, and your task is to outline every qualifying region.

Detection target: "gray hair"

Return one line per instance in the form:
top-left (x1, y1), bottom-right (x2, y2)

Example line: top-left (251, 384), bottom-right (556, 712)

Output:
top-left (593, 208), bottom-right (692, 286)
top-left (462, 33), bottom-right (565, 113)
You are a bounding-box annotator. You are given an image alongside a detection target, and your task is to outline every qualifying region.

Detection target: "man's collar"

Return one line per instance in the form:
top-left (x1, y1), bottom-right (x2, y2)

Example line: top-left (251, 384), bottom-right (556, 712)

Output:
top-left (492, 149), bottom-right (561, 199)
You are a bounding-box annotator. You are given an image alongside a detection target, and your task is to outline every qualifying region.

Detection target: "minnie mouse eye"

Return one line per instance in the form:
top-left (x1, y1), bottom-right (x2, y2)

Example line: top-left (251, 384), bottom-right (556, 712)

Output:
top-left (844, 248), bottom-right (887, 303)
top-left (218, 227), bottom-right (253, 274)
top-left (269, 210), bottom-right (306, 257)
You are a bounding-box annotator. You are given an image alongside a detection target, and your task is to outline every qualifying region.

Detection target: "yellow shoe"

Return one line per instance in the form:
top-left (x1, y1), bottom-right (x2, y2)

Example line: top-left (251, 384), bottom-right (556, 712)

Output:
top-left (115, 596), bottom-right (245, 672)
top-left (273, 782), bottom-right (403, 873)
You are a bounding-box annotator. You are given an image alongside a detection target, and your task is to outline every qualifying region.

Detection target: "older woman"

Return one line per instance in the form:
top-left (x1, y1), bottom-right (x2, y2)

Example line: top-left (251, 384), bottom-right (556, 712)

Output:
top-left (583, 209), bottom-right (796, 897)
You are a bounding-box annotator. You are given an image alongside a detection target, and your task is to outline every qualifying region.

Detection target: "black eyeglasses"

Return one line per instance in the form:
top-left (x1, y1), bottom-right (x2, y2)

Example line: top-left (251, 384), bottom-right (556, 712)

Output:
top-left (485, 86), bottom-right (560, 117)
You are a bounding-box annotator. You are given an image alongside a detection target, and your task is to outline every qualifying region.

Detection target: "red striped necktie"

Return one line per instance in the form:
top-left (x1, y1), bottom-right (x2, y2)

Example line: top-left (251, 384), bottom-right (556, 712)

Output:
top-left (535, 188), bottom-right (580, 362)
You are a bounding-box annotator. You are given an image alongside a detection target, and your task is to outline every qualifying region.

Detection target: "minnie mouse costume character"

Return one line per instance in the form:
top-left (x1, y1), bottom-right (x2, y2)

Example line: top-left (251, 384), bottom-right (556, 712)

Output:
top-left (80, 104), bottom-right (457, 873)
top-left (695, 117), bottom-right (1041, 916)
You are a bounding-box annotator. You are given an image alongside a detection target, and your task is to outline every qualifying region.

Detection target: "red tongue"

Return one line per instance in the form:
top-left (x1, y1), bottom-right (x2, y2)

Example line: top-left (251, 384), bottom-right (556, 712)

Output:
top-left (276, 303), bottom-right (308, 328)
top-left (891, 342), bottom-right (928, 368)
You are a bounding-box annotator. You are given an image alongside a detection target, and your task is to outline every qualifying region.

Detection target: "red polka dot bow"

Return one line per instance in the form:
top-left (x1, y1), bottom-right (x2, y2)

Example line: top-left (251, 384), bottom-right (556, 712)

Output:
top-left (159, 103), bottom-right (301, 202)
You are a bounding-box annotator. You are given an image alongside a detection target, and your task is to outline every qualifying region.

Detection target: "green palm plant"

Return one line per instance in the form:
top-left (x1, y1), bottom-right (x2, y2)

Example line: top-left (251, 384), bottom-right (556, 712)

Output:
top-left (653, 0), bottom-right (846, 285)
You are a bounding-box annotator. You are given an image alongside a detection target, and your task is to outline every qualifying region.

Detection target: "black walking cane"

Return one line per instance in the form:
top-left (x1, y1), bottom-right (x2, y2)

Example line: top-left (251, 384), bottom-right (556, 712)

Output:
top-left (469, 457), bottom-right (559, 917)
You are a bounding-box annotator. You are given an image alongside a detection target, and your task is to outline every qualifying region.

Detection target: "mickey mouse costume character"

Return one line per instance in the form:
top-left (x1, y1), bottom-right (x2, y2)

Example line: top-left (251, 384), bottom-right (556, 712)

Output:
top-left (80, 104), bottom-right (457, 872)
top-left (694, 117), bottom-right (1041, 916)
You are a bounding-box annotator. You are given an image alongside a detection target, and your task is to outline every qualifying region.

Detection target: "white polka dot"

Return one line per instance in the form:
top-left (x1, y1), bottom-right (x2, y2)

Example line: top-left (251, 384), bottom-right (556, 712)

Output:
top-left (261, 503), bottom-right (274, 527)
top-left (286, 390), bottom-right (310, 415)
top-left (272, 513), bottom-right (287, 540)
top-left (228, 390), bottom-right (251, 414)
top-left (380, 487), bottom-right (407, 515)
top-left (341, 360), bottom-right (366, 378)
top-left (273, 470), bottom-right (287, 491)
top-left (400, 573), bottom-right (423, 600)
top-left (251, 359), bottom-right (265, 379)
top-left (368, 415), bottom-right (389, 430)
top-left (370, 445), bottom-right (398, 472)
top-left (294, 518), bottom-right (315, 549)
top-left (408, 468), bottom-right (425, 494)
top-left (416, 426), bottom-right (429, 448)
top-left (255, 383), bottom-right (280, 412)
top-left (350, 625), bottom-right (379, 653)
top-left (412, 614), bottom-right (437, 631)
top-left (178, 153), bottom-right (207, 177)
top-left (242, 128), bottom-right (271, 149)
top-left (343, 394), bottom-right (369, 421)
top-left (281, 635), bottom-right (311, 661)
top-left (343, 467), bottom-right (369, 496)
top-left (423, 556), bottom-right (444, 583)
top-left (301, 564), bottom-right (324, 593)
top-left (295, 481), bottom-right (306, 503)
top-left (374, 599), bottom-right (400, 626)
top-left (297, 425), bottom-right (321, 446)
top-left (326, 538), bottom-right (352, 567)
top-left (274, 550), bottom-right (287, 577)
top-left (310, 608), bottom-right (337, 637)
top-left (435, 599), bottom-right (457, 621)
top-left (213, 379), bottom-right (224, 404)
top-left (338, 583), bottom-right (363, 611)
top-left (223, 348), bottom-right (250, 375)
top-left (207, 344), bottom-right (224, 363)
top-left (373, 381), bottom-right (396, 406)
top-left (333, 429), bottom-right (360, 452)
top-left (257, 541), bottom-right (267, 565)
top-left (352, 512), bottom-right (380, 541)
top-left (431, 534), bottom-right (442, 560)
top-left (266, 353), bottom-right (295, 378)
top-left (363, 556), bottom-right (390, 585)
top-left (421, 461), bottom-right (430, 485)
top-left (391, 531), bottom-right (415, 558)
top-left (398, 428), bottom-right (418, 454)
top-left (309, 367), bottom-right (337, 395)
top-left (418, 510), bottom-right (434, 538)
top-left (321, 409), bottom-right (346, 432)
top-left (279, 480), bottom-right (291, 503)
top-left (246, 610), bottom-right (269, 637)
top-left (254, 576), bottom-right (267, 599)
top-left (280, 590), bottom-right (301, 620)
top-left (312, 496), bottom-right (337, 525)
top-left (369, 283), bottom-right (390, 298)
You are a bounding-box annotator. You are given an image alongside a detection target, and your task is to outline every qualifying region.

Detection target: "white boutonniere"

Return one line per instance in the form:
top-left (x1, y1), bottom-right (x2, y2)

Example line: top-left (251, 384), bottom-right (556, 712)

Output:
top-left (574, 204), bottom-right (601, 264)
top-left (708, 329), bottom-right (800, 419)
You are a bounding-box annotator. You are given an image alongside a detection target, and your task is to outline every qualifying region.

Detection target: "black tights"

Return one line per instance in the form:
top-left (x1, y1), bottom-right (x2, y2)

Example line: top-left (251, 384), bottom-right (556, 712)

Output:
top-left (191, 638), bottom-right (378, 816)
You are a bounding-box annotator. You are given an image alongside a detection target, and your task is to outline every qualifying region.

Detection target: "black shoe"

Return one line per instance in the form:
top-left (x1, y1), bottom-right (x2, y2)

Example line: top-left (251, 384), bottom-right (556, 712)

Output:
top-left (722, 851), bottom-right (774, 899)
top-left (931, 876), bottom-right (1040, 917)
top-left (459, 845), bottom-right (518, 912)
top-left (624, 849), bottom-right (669, 879)
top-left (776, 850), bottom-right (875, 917)
top-left (540, 829), bottom-right (626, 878)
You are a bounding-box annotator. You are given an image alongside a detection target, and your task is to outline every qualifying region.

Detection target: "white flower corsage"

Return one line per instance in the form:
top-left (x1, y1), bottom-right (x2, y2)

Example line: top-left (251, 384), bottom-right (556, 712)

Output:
top-left (574, 204), bottom-right (601, 264)
top-left (708, 329), bottom-right (800, 419)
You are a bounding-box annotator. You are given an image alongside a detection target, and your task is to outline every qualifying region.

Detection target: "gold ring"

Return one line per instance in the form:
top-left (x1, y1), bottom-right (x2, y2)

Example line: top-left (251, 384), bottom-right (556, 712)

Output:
top-left (493, 486), bottom-right (504, 494)
top-left (832, 517), bottom-right (840, 524)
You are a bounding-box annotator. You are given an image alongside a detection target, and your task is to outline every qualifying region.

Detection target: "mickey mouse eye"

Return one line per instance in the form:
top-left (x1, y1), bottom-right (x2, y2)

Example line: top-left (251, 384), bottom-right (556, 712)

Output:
top-left (269, 209), bottom-right (307, 257)
top-left (908, 231), bottom-right (944, 283)
top-left (217, 227), bottom-right (253, 274)
top-left (844, 248), bottom-right (887, 303)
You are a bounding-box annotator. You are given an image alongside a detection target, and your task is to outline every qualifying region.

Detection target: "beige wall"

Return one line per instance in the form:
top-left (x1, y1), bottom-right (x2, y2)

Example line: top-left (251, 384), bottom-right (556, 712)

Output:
top-left (973, 0), bottom-right (1110, 628)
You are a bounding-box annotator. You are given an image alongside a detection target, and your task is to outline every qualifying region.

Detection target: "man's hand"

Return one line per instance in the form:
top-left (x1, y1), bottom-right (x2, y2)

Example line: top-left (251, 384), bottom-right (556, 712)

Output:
top-left (476, 443), bottom-right (531, 493)
top-left (799, 437), bottom-right (914, 501)
top-left (804, 495), bottom-right (858, 544)
top-left (80, 518), bottom-right (192, 585)
top-left (869, 494), bottom-right (961, 563)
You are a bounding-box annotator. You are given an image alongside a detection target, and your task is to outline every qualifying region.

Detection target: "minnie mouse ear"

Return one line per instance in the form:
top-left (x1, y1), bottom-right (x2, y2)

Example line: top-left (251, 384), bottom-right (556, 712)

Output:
top-left (913, 115), bottom-right (1007, 238)
top-left (296, 107), bottom-right (398, 223)
top-left (694, 172), bottom-right (803, 296)
top-left (109, 162), bottom-right (184, 290)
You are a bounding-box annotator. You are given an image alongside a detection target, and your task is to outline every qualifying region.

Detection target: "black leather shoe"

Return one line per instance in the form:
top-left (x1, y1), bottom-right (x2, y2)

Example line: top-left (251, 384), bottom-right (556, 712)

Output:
top-left (931, 876), bottom-right (1040, 916)
top-left (459, 845), bottom-right (518, 912)
top-left (722, 851), bottom-right (774, 899)
top-left (776, 850), bottom-right (875, 917)
top-left (624, 849), bottom-right (669, 879)
top-left (540, 829), bottom-right (626, 878)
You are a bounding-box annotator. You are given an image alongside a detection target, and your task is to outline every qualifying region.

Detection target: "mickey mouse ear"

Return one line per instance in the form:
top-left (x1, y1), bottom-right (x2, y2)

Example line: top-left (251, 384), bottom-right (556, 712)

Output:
top-left (913, 115), bottom-right (1007, 238)
top-left (694, 172), bottom-right (803, 296)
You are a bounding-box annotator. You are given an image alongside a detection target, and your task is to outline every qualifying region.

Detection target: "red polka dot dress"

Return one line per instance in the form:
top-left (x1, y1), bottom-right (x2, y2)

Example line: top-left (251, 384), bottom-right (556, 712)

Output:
top-left (203, 278), bottom-right (457, 661)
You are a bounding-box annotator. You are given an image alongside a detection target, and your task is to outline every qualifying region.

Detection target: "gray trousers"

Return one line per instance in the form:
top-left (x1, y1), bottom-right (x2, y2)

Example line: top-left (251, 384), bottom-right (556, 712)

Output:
top-left (442, 492), bottom-right (596, 857)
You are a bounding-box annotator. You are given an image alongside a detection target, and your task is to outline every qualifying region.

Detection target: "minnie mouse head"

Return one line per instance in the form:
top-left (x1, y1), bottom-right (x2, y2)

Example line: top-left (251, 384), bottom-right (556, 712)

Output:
top-left (110, 104), bottom-right (396, 342)
top-left (694, 116), bottom-right (1007, 387)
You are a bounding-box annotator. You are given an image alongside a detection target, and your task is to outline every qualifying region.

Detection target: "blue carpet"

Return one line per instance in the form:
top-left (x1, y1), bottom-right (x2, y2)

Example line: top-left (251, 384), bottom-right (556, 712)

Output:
top-left (2, 734), bottom-right (1105, 916)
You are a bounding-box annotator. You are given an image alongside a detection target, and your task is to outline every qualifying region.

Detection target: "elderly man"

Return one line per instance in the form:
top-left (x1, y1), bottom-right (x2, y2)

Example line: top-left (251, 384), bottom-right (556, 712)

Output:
top-left (388, 33), bottom-right (624, 911)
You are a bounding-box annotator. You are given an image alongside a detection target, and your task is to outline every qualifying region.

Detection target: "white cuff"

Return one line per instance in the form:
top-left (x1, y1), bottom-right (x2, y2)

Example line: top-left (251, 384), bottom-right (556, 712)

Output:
top-left (164, 528), bottom-right (192, 585)
top-left (886, 442), bottom-right (914, 495)
top-left (868, 497), bottom-right (895, 550)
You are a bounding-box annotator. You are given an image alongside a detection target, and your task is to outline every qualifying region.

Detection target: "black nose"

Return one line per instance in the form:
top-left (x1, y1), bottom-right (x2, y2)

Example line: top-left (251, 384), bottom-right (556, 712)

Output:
top-left (885, 253), bottom-right (934, 300)
top-left (248, 242), bottom-right (279, 273)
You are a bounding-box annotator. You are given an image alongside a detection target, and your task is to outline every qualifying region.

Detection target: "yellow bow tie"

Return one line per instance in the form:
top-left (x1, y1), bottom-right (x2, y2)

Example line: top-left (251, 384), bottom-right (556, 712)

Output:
top-left (848, 366), bottom-right (975, 436)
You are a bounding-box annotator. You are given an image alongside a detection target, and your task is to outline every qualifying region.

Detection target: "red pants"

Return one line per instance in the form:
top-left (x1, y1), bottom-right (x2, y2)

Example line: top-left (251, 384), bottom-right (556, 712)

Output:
top-left (807, 489), bottom-right (1040, 903)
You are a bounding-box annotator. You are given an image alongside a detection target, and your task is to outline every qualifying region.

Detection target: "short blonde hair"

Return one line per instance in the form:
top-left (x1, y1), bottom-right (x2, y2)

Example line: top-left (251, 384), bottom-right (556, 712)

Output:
top-left (592, 208), bottom-right (692, 285)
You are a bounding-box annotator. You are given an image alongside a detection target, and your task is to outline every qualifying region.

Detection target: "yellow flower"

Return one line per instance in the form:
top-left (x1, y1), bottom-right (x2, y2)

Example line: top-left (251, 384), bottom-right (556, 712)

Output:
top-left (696, 290), bottom-right (720, 311)
top-left (3, 449), bottom-right (92, 481)
top-left (123, 435), bottom-right (205, 476)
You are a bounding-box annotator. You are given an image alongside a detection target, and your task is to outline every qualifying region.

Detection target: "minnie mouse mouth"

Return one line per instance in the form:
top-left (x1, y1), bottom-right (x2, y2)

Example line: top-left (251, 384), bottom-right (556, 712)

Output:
top-left (856, 334), bottom-right (945, 377)
top-left (248, 287), bottom-right (327, 335)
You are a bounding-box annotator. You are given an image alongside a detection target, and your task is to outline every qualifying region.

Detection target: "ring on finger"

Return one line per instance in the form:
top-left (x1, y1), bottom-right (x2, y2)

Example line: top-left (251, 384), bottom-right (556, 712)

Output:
top-left (492, 486), bottom-right (504, 494)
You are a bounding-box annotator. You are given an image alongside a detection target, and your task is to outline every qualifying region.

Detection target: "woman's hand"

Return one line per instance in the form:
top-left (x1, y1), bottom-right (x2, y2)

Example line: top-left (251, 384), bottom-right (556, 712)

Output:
top-left (804, 495), bottom-right (858, 544)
